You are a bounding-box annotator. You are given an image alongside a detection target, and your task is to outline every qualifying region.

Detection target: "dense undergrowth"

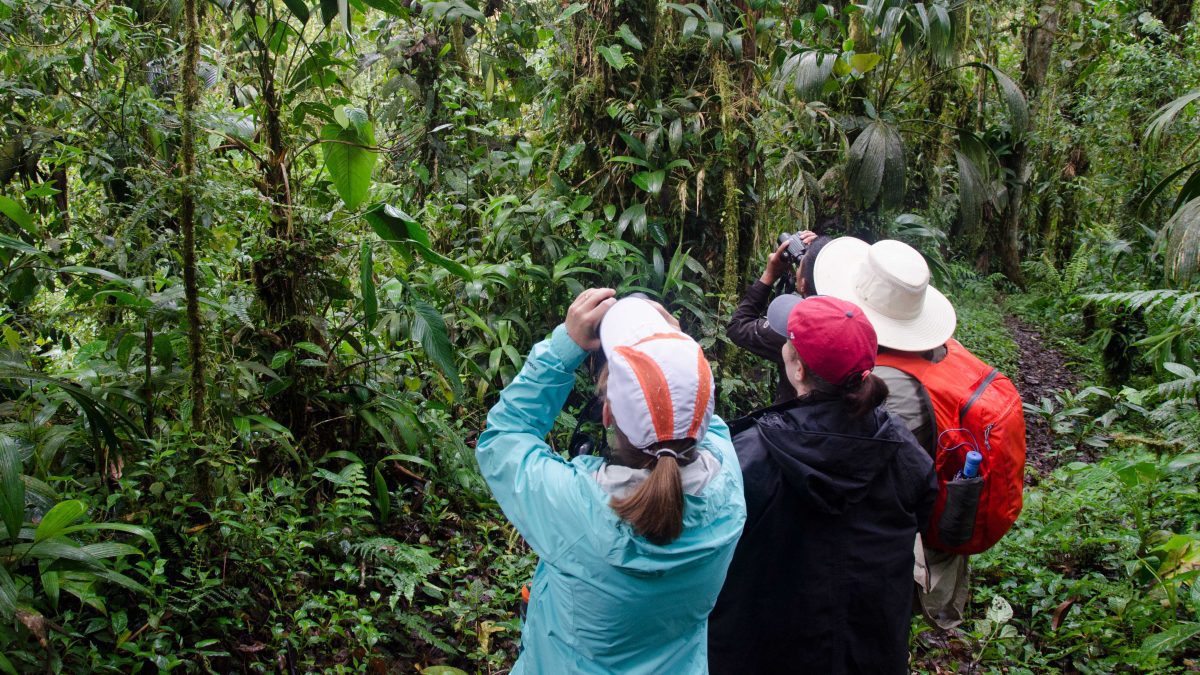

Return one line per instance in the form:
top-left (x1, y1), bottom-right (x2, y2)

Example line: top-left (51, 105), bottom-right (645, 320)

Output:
top-left (2, 0), bottom-right (1200, 672)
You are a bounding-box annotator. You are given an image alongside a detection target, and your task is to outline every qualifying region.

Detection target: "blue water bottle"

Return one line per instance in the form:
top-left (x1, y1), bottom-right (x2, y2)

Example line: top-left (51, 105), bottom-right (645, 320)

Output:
top-left (957, 451), bottom-right (983, 480)
top-left (939, 451), bottom-right (985, 548)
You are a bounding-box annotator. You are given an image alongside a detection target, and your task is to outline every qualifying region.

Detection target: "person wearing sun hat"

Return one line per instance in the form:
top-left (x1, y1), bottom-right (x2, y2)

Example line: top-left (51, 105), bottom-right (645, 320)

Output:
top-left (708, 294), bottom-right (937, 675)
top-left (476, 288), bottom-right (746, 674)
top-left (812, 237), bottom-right (1020, 631)
top-left (812, 237), bottom-right (957, 452)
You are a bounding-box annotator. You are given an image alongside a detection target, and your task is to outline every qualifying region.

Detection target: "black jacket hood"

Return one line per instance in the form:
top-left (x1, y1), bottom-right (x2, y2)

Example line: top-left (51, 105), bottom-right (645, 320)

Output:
top-left (751, 395), bottom-right (908, 515)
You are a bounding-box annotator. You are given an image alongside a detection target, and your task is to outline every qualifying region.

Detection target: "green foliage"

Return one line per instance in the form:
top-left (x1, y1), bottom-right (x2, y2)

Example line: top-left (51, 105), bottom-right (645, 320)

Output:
top-left (0, 0), bottom-right (1198, 670)
top-left (959, 449), bottom-right (1200, 672)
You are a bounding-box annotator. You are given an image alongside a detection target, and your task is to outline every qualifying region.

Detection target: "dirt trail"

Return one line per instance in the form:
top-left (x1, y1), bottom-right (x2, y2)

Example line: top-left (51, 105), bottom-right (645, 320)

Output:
top-left (1002, 315), bottom-right (1081, 477)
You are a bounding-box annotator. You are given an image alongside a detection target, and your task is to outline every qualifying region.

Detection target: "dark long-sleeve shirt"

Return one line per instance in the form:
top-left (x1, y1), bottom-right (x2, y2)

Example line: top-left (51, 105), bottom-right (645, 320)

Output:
top-left (725, 281), bottom-right (793, 403)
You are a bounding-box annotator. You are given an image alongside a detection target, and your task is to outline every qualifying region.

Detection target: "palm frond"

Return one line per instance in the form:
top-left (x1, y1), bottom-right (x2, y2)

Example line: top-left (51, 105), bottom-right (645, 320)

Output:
top-left (1163, 197), bottom-right (1200, 286)
top-left (847, 120), bottom-right (905, 209)
top-left (1145, 89), bottom-right (1200, 148)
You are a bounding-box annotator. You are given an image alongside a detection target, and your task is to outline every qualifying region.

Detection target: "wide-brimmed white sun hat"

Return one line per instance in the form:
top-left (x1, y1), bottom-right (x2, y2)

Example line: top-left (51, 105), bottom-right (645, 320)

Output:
top-left (599, 298), bottom-right (714, 449)
top-left (812, 237), bottom-right (957, 352)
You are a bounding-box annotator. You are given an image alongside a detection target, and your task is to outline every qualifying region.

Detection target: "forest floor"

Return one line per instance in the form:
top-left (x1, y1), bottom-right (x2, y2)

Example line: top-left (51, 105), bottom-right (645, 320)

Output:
top-left (1004, 315), bottom-right (1082, 474)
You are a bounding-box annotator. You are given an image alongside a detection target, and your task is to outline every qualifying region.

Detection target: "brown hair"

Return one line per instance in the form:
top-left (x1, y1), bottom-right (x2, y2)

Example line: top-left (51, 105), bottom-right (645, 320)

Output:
top-left (801, 360), bottom-right (890, 417)
top-left (608, 431), bottom-right (693, 546)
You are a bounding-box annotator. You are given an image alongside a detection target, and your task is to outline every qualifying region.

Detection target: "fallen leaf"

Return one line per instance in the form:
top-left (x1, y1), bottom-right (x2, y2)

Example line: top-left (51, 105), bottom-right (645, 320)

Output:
top-left (17, 608), bottom-right (48, 647)
top-left (1051, 597), bottom-right (1077, 630)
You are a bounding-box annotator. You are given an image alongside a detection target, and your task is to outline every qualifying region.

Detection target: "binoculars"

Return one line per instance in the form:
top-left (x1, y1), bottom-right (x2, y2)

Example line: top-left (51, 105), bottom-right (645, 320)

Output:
top-left (775, 231), bottom-right (810, 294)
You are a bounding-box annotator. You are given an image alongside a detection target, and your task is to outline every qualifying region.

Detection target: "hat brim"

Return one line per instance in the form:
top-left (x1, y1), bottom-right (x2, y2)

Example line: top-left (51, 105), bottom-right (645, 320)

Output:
top-left (813, 237), bottom-right (957, 352)
top-left (766, 294), bottom-right (803, 337)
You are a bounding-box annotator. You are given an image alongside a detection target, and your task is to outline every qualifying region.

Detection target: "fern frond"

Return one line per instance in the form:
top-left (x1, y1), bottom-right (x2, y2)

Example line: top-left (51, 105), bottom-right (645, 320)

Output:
top-left (1084, 289), bottom-right (1200, 326)
top-left (1155, 373), bottom-right (1200, 400)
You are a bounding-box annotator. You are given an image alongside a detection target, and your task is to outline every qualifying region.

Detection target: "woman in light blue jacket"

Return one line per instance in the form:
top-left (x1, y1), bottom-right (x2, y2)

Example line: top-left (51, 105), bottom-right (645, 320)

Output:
top-left (476, 289), bottom-right (746, 674)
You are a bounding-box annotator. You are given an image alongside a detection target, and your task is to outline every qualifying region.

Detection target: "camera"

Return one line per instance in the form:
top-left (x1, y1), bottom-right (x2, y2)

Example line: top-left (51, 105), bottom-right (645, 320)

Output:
top-left (774, 232), bottom-right (809, 294)
top-left (778, 231), bottom-right (809, 266)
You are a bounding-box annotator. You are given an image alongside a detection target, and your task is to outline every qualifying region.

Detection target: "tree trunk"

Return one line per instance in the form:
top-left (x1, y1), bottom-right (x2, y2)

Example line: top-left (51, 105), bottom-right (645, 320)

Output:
top-left (180, 0), bottom-right (205, 434)
top-left (1146, 0), bottom-right (1195, 34)
top-left (994, 1), bottom-right (1059, 286)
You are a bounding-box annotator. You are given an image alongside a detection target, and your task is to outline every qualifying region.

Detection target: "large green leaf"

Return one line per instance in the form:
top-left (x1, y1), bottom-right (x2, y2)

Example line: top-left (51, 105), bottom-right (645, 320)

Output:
top-left (786, 51), bottom-right (836, 100)
top-left (954, 149), bottom-right (986, 237)
top-left (411, 300), bottom-right (462, 400)
top-left (848, 53), bottom-right (883, 75)
top-left (359, 0), bottom-right (408, 15)
top-left (0, 366), bottom-right (141, 460)
top-left (360, 242), bottom-right (378, 329)
top-left (617, 203), bottom-right (647, 236)
top-left (282, 0), bottom-right (310, 23)
top-left (1164, 196), bottom-right (1200, 287)
top-left (58, 522), bottom-right (158, 551)
top-left (0, 234), bottom-right (38, 255)
top-left (2, 539), bottom-right (97, 564)
top-left (80, 542), bottom-right (143, 559)
top-left (846, 120), bottom-right (905, 209)
top-left (0, 196), bottom-right (33, 233)
top-left (87, 567), bottom-right (150, 594)
top-left (364, 204), bottom-right (471, 279)
top-left (632, 170), bottom-right (666, 195)
top-left (34, 500), bottom-right (86, 542)
top-left (0, 565), bottom-right (16, 618)
top-left (321, 122), bottom-right (377, 210)
top-left (966, 62), bottom-right (1028, 138)
top-left (596, 45), bottom-right (627, 71)
top-left (0, 435), bottom-right (23, 540)
top-left (912, 2), bottom-right (954, 67)
top-left (1138, 621), bottom-right (1200, 661)
top-left (1140, 161), bottom-right (1200, 217)
top-left (364, 203), bottom-right (431, 247)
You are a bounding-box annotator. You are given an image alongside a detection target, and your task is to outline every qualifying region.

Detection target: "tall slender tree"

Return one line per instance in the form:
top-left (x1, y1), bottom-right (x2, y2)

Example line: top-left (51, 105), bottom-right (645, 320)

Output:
top-left (995, 1), bottom-right (1059, 285)
top-left (179, 0), bottom-right (206, 437)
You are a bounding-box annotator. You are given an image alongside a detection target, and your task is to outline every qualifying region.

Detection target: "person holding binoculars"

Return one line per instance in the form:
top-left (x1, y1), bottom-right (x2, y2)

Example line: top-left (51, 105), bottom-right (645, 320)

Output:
top-left (726, 230), bottom-right (833, 403)
top-left (476, 288), bottom-right (746, 674)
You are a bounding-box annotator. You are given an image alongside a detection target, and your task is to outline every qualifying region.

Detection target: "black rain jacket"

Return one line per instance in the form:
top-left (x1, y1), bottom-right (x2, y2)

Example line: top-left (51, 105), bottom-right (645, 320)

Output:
top-left (708, 394), bottom-right (937, 675)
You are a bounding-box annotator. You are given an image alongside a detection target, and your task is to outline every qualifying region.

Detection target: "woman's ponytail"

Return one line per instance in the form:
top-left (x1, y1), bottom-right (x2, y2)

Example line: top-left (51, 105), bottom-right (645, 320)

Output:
top-left (611, 453), bottom-right (685, 545)
top-left (842, 373), bottom-right (889, 417)
top-left (799, 357), bottom-right (891, 418)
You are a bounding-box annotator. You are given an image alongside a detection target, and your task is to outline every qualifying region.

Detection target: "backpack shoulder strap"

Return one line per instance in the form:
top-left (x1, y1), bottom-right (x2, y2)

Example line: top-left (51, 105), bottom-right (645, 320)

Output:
top-left (875, 349), bottom-right (934, 378)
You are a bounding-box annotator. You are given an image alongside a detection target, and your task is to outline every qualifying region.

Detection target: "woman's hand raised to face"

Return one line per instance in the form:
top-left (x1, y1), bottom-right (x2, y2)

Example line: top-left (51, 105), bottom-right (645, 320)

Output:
top-left (567, 288), bottom-right (617, 351)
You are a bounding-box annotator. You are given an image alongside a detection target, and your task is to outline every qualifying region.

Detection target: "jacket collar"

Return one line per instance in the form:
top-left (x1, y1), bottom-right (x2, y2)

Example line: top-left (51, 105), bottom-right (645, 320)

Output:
top-left (592, 450), bottom-right (722, 500)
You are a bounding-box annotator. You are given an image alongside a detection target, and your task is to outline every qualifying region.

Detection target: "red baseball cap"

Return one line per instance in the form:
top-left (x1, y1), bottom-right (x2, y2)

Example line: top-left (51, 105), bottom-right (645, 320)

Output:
top-left (766, 295), bottom-right (877, 385)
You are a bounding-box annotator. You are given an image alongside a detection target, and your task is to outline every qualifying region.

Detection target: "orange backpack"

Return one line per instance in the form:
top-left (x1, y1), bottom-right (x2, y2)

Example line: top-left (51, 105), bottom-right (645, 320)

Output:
top-left (877, 340), bottom-right (1026, 554)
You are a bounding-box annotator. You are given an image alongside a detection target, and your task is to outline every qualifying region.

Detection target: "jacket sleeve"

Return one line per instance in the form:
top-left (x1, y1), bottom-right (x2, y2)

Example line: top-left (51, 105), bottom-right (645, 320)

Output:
top-left (475, 325), bottom-right (596, 563)
top-left (725, 281), bottom-right (786, 362)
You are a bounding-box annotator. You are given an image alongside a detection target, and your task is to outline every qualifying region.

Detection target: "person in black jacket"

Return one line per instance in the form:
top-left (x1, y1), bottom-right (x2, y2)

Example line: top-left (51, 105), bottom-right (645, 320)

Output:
top-left (725, 232), bottom-right (832, 403)
top-left (708, 295), bottom-right (938, 675)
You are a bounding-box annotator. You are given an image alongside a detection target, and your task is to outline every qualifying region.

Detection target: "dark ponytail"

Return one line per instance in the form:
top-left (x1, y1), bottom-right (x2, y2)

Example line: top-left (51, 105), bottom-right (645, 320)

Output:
top-left (801, 360), bottom-right (890, 417)
top-left (841, 373), bottom-right (889, 417)
top-left (610, 441), bottom-right (692, 545)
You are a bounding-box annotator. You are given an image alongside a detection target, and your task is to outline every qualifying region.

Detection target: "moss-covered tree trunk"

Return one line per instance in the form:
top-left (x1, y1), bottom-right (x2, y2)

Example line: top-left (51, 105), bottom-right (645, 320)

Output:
top-left (180, 0), bottom-right (206, 437)
top-left (994, 0), bottom-right (1059, 286)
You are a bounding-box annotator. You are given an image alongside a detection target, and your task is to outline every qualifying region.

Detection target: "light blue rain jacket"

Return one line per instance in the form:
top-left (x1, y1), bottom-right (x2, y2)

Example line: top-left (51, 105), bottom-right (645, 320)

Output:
top-left (476, 325), bottom-right (747, 674)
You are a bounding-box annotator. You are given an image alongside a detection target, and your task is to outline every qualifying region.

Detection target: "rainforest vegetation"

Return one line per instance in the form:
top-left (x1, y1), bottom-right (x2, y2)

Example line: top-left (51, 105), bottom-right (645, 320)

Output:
top-left (0, 0), bottom-right (1198, 671)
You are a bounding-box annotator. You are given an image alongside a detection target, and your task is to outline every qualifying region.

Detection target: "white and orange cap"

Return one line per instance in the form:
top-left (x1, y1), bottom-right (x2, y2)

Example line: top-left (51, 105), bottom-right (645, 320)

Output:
top-left (599, 297), bottom-right (715, 449)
